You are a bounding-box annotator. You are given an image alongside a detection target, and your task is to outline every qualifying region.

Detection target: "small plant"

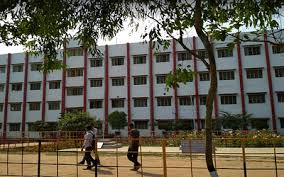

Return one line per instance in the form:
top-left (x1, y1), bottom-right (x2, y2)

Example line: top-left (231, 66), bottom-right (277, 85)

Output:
top-left (108, 111), bottom-right (127, 135)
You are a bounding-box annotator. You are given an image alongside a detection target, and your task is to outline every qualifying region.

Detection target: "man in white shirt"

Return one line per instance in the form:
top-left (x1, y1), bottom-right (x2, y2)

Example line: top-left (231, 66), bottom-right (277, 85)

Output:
top-left (80, 125), bottom-right (97, 170)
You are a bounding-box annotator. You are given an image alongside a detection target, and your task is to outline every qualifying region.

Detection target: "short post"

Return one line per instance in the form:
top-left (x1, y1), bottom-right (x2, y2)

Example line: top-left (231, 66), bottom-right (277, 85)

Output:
top-left (162, 140), bottom-right (167, 177)
top-left (38, 140), bottom-right (42, 177)
top-left (116, 137), bottom-right (119, 177)
top-left (241, 139), bottom-right (247, 177)
top-left (273, 139), bottom-right (278, 177)
top-left (189, 139), bottom-right (193, 177)
top-left (139, 138), bottom-right (144, 177)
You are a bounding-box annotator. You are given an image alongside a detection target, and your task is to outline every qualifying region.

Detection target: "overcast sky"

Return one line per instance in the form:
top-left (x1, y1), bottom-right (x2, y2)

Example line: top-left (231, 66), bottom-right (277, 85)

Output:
top-left (0, 6), bottom-right (283, 55)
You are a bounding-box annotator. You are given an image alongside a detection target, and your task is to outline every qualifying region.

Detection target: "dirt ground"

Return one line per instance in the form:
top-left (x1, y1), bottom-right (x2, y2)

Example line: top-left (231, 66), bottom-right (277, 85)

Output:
top-left (0, 151), bottom-right (283, 177)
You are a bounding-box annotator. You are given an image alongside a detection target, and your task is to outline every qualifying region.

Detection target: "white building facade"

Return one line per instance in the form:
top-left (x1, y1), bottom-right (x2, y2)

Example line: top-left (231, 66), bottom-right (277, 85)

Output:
top-left (0, 34), bottom-right (284, 137)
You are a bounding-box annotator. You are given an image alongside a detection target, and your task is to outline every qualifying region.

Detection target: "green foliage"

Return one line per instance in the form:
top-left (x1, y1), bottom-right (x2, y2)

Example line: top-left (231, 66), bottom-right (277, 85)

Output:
top-left (108, 111), bottom-right (127, 130)
top-left (166, 65), bottom-right (194, 91)
top-left (29, 121), bottom-right (58, 131)
top-left (58, 112), bottom-right (97, 131)
top-left (217, 111), bottom-right (253, 130)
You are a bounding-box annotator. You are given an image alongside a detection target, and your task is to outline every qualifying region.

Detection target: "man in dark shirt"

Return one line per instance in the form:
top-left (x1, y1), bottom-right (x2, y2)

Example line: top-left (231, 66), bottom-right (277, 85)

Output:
top-left (127, 123), bottom-right (141, 171)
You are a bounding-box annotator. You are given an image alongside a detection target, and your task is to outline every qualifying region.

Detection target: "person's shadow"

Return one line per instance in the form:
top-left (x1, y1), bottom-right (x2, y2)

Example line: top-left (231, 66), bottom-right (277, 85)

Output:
top-left (136, 171), bottom-right (163, 177)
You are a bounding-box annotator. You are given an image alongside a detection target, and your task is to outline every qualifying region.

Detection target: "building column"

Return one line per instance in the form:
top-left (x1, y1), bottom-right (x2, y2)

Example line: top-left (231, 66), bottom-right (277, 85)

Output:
top-left (3, 54), bottom-right (11, 139)
top-left (264, 33), bottom-right (276, 131)
top-left (192, 37), bottom-right (201, 130)
top-left (126, 43), bottom-right (132, 133)
top-left (61, 41), bottom-right (67, 114)
top-left (149, 41), bottom-right (155, 136)
top-left (41, 62), bottom-right (47, 122)
top-left (21, 53), bottom-right (29, 136)
top-left (83, 48), bottom-right (88, 112)
top-left (104, 45), bottom-right (109, 135)
top-left (237, 43), bottom-right (246, 114)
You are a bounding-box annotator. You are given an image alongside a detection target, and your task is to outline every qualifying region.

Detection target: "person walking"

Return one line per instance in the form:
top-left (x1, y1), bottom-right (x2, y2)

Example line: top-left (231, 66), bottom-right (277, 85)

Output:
top-left (80, 125), bottom-right (97, 170)
top-left (127, 123), bottom-right (141, 171)
top-left (79, 123), bottom-right (101, 165)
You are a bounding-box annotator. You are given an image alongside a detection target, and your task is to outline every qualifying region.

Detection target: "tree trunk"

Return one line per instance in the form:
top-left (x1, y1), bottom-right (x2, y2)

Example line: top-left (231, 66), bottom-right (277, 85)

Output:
top-left (205, 54), bottom-right (218, 177)
top-left (193, 1), bottom-right (219, 173)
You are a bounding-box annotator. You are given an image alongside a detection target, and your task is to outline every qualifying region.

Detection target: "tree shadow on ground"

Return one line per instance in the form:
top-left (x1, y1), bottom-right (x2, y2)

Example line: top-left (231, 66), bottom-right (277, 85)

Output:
top-left (136, 171), bottom-right (163, 177)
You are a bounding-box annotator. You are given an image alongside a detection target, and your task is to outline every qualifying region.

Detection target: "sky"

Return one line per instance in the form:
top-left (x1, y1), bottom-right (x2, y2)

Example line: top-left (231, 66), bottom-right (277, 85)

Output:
top-left (0, 6), bottom-right (283, 55)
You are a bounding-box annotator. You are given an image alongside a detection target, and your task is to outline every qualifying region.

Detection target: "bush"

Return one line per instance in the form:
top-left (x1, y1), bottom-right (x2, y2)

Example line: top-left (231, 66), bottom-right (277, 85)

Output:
top-left (108, 111), bottom-right (127, 131)
top-left (58, 112), bottom-right (97, 131)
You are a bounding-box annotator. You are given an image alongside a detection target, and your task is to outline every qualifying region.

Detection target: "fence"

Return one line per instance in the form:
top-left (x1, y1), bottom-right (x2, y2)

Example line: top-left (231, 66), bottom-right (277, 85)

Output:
top-left (0, 133), bottom-right (284, 177)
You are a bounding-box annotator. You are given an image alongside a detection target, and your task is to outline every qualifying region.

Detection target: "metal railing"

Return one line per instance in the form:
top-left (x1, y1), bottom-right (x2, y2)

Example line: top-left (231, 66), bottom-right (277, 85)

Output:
top-left (0, 134), bottom-right (283, 177)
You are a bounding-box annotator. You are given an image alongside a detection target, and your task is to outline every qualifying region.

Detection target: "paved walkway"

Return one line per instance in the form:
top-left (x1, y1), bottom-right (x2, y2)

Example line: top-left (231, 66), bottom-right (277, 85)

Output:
top-left (60, 146), bottom-right (284, 157)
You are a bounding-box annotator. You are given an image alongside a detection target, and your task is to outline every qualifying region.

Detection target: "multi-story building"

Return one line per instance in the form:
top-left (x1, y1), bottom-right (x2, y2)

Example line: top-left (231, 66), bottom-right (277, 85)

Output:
top-left (0, 33), bottom-right (284, 137)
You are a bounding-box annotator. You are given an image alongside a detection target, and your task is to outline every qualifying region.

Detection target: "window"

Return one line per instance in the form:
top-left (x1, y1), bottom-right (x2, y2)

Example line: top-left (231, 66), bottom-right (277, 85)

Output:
top-left (67, 47), bottom-right (83, 56)
top-left (197, 50), bottom-right (208, 59)
top-left (67, 68), bottom-right (83, 77)
top-left (177, 52), bottom-right (192, 61)
top-left (199, 95), bottom-right (207, 105)
top-left (90, 79), bottom-right (103, 87)
top-left (30, 82), bottom-right (41, 90)
top-left (156, 53), bottom-right (170, 63)
top-left (134, 120), bottom-right (148, 129)
top-left (111, 57), bottom-right (124, 66)
top-left (134, 98), bottom-right (147, 107)
top-left (29, 102), bottom-right (41, 111)
top-left (244, 46), bottom-right (261, 56)
top-left (133, 55), bottom-right (146, 64)
top-left (277, 93), bottom-right (284, 102)
top-left (66, 107), bottom-right (83, 113)
top-left (246, 68), bottom-right (263, 79)
top-left (48, 101), bottom-right (60, 110)
top-left (0, 84), bottom-right (4, 92)
top-left (111, 98), bottom-right (124, 108)
top-left (251, 119), bottom-right (269, 130)
top-left (275, 67), bottom-right (284, 77)
top-left (157, 97), bottom-right (171, 106)
top-left (179, 96), bottom-right (194, 105)
top-left (219, 70), bottom-right (235, 80)
top-left (156, 75), bottom-right (166, 84)
top-left (49, 81), bottom-right (61, 89)
top-left (0, 103), bottom-right (3, 112)
top-left (10, 103), bottom-right (21, 111)
top-left (31, 63), bottom-right (42, 71)
top-left (0, 65), bottom-right (5, 73)
top-left (248, 93), bottom-right (265, 103)
top-left (0, 123), bottom-right (2, 129)
top-left (199, 72), bottom-right (210, 81)
top-left (112, 77), bottom-right (124, 86)
top-left (11, 83), bottom-right (22, 91)
top-left (220, 95), bottom-right (237, 104)
top-left (280, 118), bottom-right (284, 128)
top-left (9, 123), bottom-right (20, 131)
top-left (90, 58), bottom-right (103, 67)
top-left (157, 120), bottom-right (172, 130)
top-left (67, 87), bottom-right (83, 96)
top-left (12, 64), bottom-right (23, 72)
top-left (217, 48), bottom-right (233, 58)
top-left (133, 76), bottom-right (147, 85)
top-left (90, 99), bottom-right (103, 109)
top-left (272, 45), bottom-right (284, 54)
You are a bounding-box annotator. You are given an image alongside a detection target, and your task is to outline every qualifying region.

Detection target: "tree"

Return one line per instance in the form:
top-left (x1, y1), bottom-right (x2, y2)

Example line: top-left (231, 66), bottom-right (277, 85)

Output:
top-left (108, 111), bottom-right (128, 134)
top-left (218, 111), bottom-right (252, 130)
top-left (29, 120), bottom-right (58, 131)
top-left (58, 112), bottom-right (97, 131)
top-left (132, 1), bottom-right (283, 176)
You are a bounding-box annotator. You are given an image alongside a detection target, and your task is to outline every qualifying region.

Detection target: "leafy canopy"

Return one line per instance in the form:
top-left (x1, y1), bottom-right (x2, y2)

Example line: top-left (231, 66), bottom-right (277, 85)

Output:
top-left (58, 112), bottom-right (97, 131)
top-left (108, 111), bottom-right (128, 130)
